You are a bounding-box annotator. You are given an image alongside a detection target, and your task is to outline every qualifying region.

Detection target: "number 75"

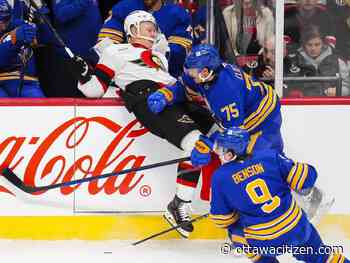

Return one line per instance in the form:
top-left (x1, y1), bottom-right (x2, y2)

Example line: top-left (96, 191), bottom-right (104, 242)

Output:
top-left (221, 103), bottom-right (239, 121)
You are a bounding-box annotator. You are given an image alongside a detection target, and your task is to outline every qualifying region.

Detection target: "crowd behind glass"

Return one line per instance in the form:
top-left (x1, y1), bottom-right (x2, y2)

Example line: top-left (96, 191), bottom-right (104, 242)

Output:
top-left (0, 0), bottom-right (349, 98)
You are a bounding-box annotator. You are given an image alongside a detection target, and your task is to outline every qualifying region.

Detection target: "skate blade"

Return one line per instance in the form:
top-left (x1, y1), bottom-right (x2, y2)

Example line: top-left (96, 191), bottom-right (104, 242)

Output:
top-left (163, 211), bottom-right (190, 239)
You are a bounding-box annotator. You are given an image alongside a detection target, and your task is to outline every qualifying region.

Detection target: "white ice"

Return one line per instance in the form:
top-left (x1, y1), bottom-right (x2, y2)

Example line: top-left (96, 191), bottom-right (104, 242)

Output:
top-left (0, 239), bottom-right (272, 263)
top-left (1, 235), bottom-right (349, 263)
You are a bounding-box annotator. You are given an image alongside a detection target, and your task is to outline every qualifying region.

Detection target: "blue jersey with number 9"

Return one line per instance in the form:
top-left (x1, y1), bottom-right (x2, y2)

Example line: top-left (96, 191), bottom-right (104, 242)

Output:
top-left (209, 149), bottom-right (317, 246)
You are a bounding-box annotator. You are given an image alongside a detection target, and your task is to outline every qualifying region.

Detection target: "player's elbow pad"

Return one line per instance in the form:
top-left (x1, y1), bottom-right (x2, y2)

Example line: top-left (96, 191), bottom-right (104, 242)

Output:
top-left (209, 212), bottom-right (239, 228)
top-left (286, 162), bottom-right (318, 191)
top-left (78, 77), bottom-right (105, 98)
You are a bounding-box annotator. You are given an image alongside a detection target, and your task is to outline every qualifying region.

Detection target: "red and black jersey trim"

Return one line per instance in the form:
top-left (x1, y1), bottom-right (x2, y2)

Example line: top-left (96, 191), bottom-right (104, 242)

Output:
top-left (176, 161), bottom-right (200, 188)
top-left (95, 64), bottom-right (115, 92)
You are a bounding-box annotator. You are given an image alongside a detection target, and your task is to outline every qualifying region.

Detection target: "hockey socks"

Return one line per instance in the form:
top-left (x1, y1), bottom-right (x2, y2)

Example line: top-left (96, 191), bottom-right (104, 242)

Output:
top-left (175, 160), bottom-right (200, 201)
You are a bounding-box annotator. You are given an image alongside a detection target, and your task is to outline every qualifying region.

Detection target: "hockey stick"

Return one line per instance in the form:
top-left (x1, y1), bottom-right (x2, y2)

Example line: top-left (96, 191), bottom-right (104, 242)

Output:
top-left (132, 213), bottom-right (209, 246)
top-left (26, 0), bottom-right (120, 88)
top-left (26, 0), bottom-right (75, 58)
top-left (1, 156), bottom-right (190, 193)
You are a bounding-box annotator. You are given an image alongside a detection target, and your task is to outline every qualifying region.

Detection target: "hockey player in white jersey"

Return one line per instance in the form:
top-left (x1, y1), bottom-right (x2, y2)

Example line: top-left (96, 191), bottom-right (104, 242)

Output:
top-left (77, 10), bottom-right (174, 96)
top-left (69, 10), bottom-right (217, 238)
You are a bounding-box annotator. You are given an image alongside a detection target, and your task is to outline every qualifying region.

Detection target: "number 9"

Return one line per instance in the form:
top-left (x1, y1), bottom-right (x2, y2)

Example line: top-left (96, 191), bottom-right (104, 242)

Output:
top-left (246, 178), bottom-right (281, 213)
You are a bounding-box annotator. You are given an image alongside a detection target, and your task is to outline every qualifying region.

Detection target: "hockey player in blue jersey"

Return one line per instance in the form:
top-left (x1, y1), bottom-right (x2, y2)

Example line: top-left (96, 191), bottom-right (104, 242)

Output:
top-left (51, 0), bottom-right (102, 60)
top-left (148, 43), bottom-right (284, 160)
top-left (0, 0), bottom-right (45, 97)
top-left (147, 43), bottom-right (334, 237)
top-left (209, 127), bottom-right (349, 263)
top-left (98, 0), bottom-right (193, 77)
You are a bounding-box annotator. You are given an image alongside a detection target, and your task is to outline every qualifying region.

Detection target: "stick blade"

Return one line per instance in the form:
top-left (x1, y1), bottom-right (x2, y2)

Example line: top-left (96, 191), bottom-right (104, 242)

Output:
top-left (1, 168), bottom-right (35, 193)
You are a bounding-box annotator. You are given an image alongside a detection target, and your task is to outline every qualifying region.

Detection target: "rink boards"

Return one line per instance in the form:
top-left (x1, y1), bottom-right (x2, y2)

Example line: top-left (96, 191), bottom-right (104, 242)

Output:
top-left (0, 98), bottom-right (349, 240)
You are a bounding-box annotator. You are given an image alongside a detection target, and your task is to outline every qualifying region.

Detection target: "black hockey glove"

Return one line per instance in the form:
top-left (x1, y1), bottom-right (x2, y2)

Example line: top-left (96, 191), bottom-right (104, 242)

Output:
top-left (68, 56), bottom-right (93, 83)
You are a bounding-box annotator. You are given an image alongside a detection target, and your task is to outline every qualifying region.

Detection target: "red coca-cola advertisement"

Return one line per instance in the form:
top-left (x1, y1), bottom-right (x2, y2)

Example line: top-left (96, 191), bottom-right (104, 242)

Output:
top-left (0, 105), bottom-right (197, 215)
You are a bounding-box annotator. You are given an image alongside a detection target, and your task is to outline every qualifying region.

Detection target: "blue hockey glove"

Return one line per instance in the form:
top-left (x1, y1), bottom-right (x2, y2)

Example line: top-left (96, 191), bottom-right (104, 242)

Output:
top-left (147, 87), bottom-right (174, 114)
top-left (14, 23), bottom-right (37, 46)
top-left (191, 135), bottom-right (214, 167)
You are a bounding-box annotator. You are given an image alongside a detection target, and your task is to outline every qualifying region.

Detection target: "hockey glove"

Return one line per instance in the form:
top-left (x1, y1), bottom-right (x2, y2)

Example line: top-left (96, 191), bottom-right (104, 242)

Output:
top-left (147, 87), bottom-right (174, 114)
top-left (68, 56), bottom-right (93, 83)
top-left (191, 135), bottom-right (214, 167)
top-left (13, 23), bottom-right (37, 47)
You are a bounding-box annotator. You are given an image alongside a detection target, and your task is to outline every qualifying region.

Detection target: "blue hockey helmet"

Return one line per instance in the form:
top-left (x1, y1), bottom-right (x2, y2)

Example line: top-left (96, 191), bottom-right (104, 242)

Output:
top-left (216, 127), bottom-right (250, 156)
top-left (184, 44), bottom-right (222, 72)
top-left (0, 0), bottom-right (11, 23)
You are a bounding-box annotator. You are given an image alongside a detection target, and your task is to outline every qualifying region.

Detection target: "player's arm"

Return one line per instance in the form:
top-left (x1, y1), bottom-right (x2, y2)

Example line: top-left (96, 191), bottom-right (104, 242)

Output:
top-left (147, 73), bottom-right (198, 114)
top-left (0, 37), bottom-right (22, 67)
top-left (0, 23), bottom-right (37, 67)
top-left (167, 7), bottom-right (193, 77)
top-left (52, 0), bottom-right (93, 24)
top-left (277, 153), bottom-right (318, 191)
top-left (209, 170), bottom-right (239, 228)
top-left (240, 72), bottom-right (278, 132)
top-left (75, 47), bottom-right (119, 98)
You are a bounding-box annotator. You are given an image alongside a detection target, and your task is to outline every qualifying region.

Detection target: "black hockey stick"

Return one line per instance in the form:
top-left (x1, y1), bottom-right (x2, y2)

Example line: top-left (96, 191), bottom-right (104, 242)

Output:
top-left (27, 0), bottom-right (120, 88)
top-left (1, 156), bottom-right (190, 193)
top-left (132, 213), bottom-right (209, 246)
top-left (26, 0), bottom-right (75, 58)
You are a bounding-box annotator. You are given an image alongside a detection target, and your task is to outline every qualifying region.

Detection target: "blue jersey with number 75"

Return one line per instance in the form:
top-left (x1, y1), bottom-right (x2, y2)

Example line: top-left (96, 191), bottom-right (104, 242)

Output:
top-left (172, 63), bottom-right (281, 134)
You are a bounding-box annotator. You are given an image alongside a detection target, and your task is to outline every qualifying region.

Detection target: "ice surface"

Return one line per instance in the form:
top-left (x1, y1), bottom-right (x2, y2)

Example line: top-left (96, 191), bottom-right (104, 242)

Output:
top-left (0, 224), bottom-right (349, 263)
top-left (1, 237), bottom-right (349, 263)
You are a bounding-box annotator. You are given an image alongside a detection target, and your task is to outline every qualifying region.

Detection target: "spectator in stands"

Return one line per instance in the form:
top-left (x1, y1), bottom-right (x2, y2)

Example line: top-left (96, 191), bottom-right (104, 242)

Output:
top-left (243, 34), bottom-right (276, 81)
top-left (242, 34), bottom-right (294, 88)
top-left (39, 0), bottom-right (102, 97)
top-left (285, 25), bottom-right (349, 97)
top-left (222, 0), bottom-right (274, 56)
top-left (284, 0), bottom-right (335, 47)
top-left (263, 0), bottom-right (275, 16)
top-left (242, 34), bottom-right (278, 80)
top-left (0, 0), bottom-right (45, 97)
top-left (326, 0), bottom-right (350, 61)
top-left (219, 0), bottom-right (235, 9)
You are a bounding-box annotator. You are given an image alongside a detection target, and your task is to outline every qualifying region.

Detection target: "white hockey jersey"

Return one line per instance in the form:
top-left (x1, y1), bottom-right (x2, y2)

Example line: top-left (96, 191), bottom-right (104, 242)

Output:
top-left (78, 43), bottom-right (177, 98)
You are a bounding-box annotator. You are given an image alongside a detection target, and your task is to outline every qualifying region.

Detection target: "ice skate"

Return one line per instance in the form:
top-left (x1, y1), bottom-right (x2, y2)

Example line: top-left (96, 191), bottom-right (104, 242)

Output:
top-left (164, 195), bottom-right (194, 238)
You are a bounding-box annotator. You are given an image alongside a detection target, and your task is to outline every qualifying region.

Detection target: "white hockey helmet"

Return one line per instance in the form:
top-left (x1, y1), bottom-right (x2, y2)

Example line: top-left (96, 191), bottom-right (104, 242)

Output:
top-left (124, 10), bottom-right (158, 43)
